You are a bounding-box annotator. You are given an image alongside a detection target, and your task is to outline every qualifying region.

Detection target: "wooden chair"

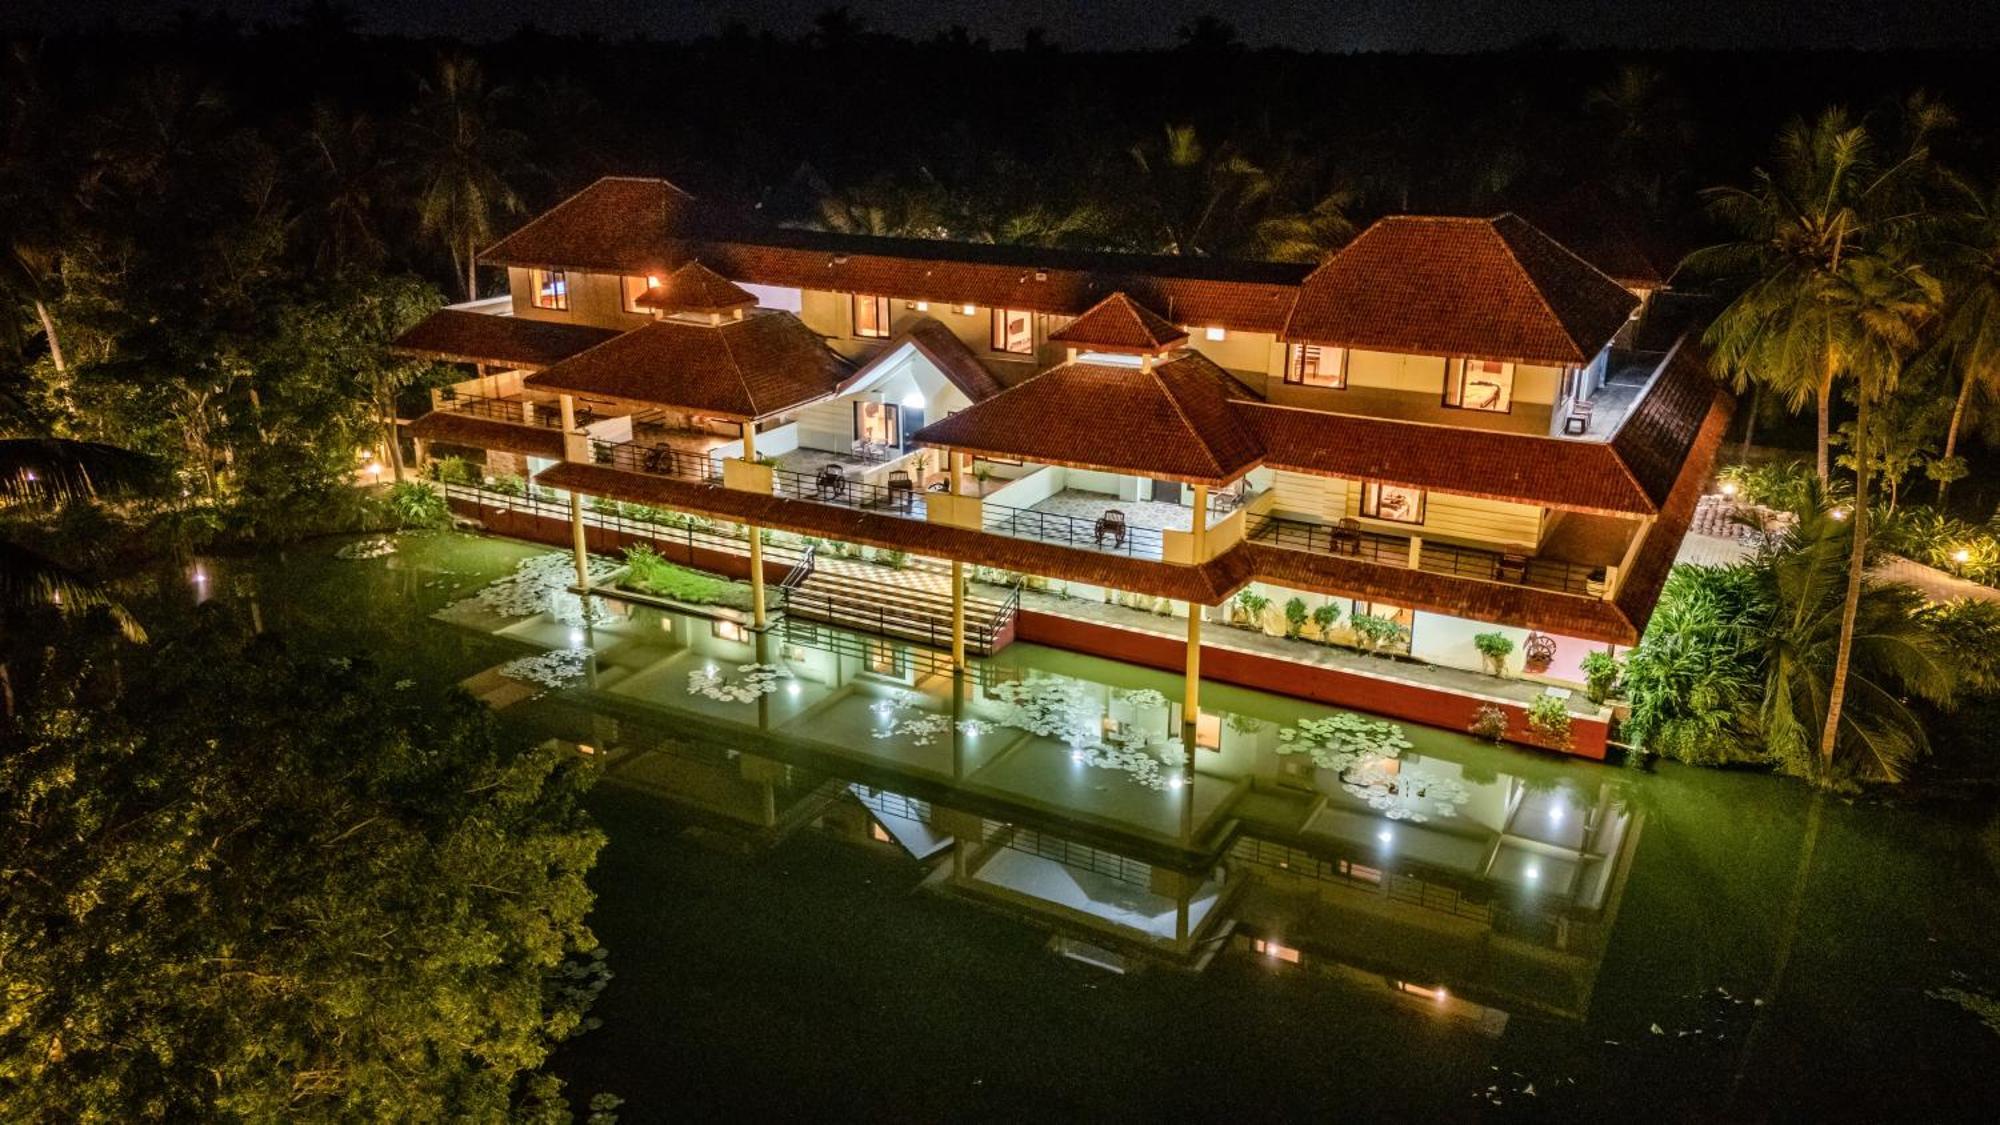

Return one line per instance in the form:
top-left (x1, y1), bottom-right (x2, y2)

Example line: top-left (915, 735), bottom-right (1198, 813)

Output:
top-left (1332, 517), bottom-right (1363, 556)
top-left (1498, 553), bottom-right (1530, 583)
top-left (1094, 509), bottom-right (1128, 549)
top-left (886, 470), bottom-right (916, 512)
top-left (815, 463), bottom-right (847, 500)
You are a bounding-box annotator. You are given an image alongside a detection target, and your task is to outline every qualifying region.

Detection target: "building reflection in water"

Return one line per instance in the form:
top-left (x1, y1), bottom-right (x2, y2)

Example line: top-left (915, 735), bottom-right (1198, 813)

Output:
top-left (467, 592), bottom-right (1640, 1022)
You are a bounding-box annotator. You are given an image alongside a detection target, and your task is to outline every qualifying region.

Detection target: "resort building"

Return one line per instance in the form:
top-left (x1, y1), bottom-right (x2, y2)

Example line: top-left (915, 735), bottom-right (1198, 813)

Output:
top-left (397, 176), bottom-right (1730, 758)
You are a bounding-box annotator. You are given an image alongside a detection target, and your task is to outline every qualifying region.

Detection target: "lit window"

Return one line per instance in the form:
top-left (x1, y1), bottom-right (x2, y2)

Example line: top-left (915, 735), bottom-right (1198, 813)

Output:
top-left (1204, 326), bottom-right (1227, 341)
top-left (1253, 938), bottom-right (1302, 964)
top-left (958, 303), bottom-right (976, 316)
top-left (621, 273), bottom-right (662, 314)
top-left (1443, 357), bottom-right (1515, 412)
top-left (1283, 343), bottom-right (1347, 388)
top-left (1359, 481), bottom-right (1426, 524)
top-left (854, 401), bottom-right (901, 448)
top-left (853, 294), bottom-right (892, 338)
top-left (991, 308), bottom-right (1034, 354)
top-left (1195, 711), bottom-right (1221, 750)
top-left (870, 823), bottom-right (893, 843)
top-left (711, 620), bottom-right (748, 643)
top-left (913, 300), bottom-right (930, 312)
top-left (530, 268), bottom-right (569, 311)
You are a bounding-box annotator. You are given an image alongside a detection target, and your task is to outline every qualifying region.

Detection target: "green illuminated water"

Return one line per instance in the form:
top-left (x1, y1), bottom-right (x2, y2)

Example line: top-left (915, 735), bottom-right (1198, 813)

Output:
top-left (217, 531), bottom-right (2000, 1119)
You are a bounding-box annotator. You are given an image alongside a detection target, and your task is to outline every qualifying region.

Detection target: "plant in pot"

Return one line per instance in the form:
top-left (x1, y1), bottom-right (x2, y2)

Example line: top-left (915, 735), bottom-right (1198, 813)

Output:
top-left (1310, 602), bottom-right (1342, 643)
top-left (1468, 703), bottom-right (1509, 743)
top-left (1349, 612), bottom-right (1407, 657)
top-left (1580, 650), bottom-right (1622, 704)
top-left (1473, 631), bottom-right (1515, 677)
top-left (1282, 597), bottom-right (1309, 639)
top-left (1233, 589), bottom-right (1271, 630)
top-left (1526, 694), bottom-right (1573, 751)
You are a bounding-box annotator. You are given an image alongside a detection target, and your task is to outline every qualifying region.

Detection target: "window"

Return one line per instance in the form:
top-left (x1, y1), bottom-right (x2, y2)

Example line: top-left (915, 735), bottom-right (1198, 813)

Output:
top-left (1283, 344), bottom-right (1347, 388)
top-left (991, 308), bottom-right (1035, 354)
top-left (853, 294), bottom-right (891, 338)
top-left (621, 274), bottom-right (662, 314)
top-left (854, 401), bottom-right (901, 449)
top-left (711, 620), bottom-right (748, 643)
top-left (1443, 357), bottom-right (1515, 412)
top-left (1204, 326), bottom-right (1227, 342)
top-left (1359, 482), bottom-right (1426, 524)
top-left (530, 268), bottom-right (568, 311)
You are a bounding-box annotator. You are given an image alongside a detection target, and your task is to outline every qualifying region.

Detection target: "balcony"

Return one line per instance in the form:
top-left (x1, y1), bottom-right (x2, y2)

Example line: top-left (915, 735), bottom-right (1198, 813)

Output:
top-left (1246, 513), bottom-right (1604, 597)
top-left (434, 391), bottom-right (567, 428)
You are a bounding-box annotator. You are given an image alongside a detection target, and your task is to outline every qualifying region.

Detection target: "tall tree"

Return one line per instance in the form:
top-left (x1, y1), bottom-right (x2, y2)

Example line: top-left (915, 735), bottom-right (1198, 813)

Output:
top-left (407, 55), bottom-right (525, 301)
top-left (1127, 125), bottom-right (1271, 256)
top-left (1919, 181), bottom-right (2000, 504)
top-left (1683, 108), bottom-right (1940, 481)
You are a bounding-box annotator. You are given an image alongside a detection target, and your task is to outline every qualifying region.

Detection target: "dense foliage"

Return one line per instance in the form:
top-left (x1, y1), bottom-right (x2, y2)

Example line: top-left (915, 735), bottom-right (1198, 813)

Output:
top-left (0, 614), bottom-right (603, 1119)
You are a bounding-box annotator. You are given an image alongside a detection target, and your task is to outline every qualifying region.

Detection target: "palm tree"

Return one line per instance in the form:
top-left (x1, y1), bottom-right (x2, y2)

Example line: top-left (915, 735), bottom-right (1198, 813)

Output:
top-left (1918, 182), bottom-right (2000, 505)
top-left (407, 55), bottom-right (525, 301)
top-left (1127, 125), bottom-right (1271, 256)
top-left (1682, 108), bottom-right (1939, 481)
top-left (1252, 186), bottom-right (1359, 263)
top-left (299, 101), bottom-right (392, 275)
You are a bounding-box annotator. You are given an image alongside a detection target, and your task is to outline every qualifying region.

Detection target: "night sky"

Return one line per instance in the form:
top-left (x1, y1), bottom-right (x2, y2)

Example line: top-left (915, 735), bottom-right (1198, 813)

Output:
top-left (8, 0), bottom-right (1998, 52)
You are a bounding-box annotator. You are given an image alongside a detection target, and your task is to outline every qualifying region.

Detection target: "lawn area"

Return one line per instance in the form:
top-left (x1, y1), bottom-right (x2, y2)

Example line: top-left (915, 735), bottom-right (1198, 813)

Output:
top-left (615, 547), bottom-right (754, 610)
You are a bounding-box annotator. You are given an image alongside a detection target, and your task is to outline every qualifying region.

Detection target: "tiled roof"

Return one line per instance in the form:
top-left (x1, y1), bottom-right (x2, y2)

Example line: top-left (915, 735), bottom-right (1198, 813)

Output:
top-left (408, 411), bottom-right (566, 460)
top-left (1048, 292), bottom-right (1188, 353)
top-left (1237, 402), bottom-right (1658, 516)
top-left (633, 260), bottom-right (758, 314)
top-left (910, 353), bottom-right (1264, 485)
top-left (389, 309), bottom-right (621, 370)
top-left (477, 177), bottom-right (1307, 332)
top-left (1283, 214), bottom-right (1640, 364)
top-left (836, 316), bottom-right (1007, 403)
top-left (523, 311), bottom-right (851, 420)
top-left (1608, 339), bottom-right (1716, 509)
top-left (1612, 383), bottom-right (1735, 633)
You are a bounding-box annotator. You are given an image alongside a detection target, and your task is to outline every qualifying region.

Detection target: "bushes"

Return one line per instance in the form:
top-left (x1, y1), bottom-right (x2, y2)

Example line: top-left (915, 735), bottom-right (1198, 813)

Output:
top-left (1716, 458), bottom-right (1825, 513)
top-left (1580, 650), bottom-right (1623, 704)
top-left (384, 480), bottom-right (450, 529)
top-left (1282, 597), bottom-right (1308, 638)
top-left (1473, 631), bottom-right (1514, 675)
top-left (1526, 694), bottom-right (1573, 750)
top-left (615, 545), bottom-right (753, 609)
top-left (1348, 612), bottom-right (1408, 656)
top-left (431, 456), bottom-right (481, 487)
top-left (1233, 589), bottom-right (1271, 627)
top-left (1311, 602), bottom-right (1342, 638)
top-left (1876, 506), bottom-right (2000, 587)
top-left (1468, 704), bottom-right (1509, 743)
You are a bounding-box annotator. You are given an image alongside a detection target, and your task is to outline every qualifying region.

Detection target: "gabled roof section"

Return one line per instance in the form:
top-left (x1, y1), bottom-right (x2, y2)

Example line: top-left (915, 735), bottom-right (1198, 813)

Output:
top-left (911, 352), bottom-right (1263, 485)
top-left (1048, 292), bottom-right (1189, 354)
top-left (389, 309), bottom-right (621, 370)
top-left (480, 177), bottom-right (743, 271)
top-left (633, 260), bottom-right (758, 315)
top-left (1283, 213), bottom-right (1640, 365)
top-left (837, 316), bottom-right (1007, 403)
top-left (523, 311), bottom-right (851, 420)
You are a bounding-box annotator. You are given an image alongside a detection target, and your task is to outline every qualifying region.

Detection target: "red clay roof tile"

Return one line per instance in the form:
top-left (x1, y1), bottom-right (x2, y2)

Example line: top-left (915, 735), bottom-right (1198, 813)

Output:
top-left (1048, 292), bottom-right (1189, 353)
top-left (389, 309), bottom-right (621, 370)
top-left (633, 260), bottom-right (758, 314)
top-left (836, 316), bottom-right (1007, 403)
top-left (523, 311), bottom-right (851, 420)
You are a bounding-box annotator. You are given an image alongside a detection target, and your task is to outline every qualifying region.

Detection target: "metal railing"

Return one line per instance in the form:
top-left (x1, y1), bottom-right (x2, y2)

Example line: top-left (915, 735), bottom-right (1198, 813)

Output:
top-left (778, 581), bottom-right (1011, 654)
top-left (1246, 514), bottom-right (1601, 597)
top-left (769, 465), bottom-right (927, 517)
top-left (987, 822), bottom-right (1158, 890)
top-left (436, 392), bottom-right (566, 428)
top-left (589, 438), bottom-right (721, 485)
top-left (779, 541), bottom-right (818, 590)
top-left (980, 501), bottom-right (1167, 559)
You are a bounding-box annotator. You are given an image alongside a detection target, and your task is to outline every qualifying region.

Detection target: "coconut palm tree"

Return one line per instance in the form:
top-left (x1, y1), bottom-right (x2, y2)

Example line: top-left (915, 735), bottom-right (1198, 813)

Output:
top-left (1918, 181), bottom-right (2000, 505)
top-left (1682, 108), bottom-right (1940, 481)
top-left (1252, 186), bottom-right (1359, 263)
top-left (407, 55), bottom-right (525, 301)
top-left (0, 435), bottom-right (157, 643)
top-left (1127, 125), bottom-right (1271, 256)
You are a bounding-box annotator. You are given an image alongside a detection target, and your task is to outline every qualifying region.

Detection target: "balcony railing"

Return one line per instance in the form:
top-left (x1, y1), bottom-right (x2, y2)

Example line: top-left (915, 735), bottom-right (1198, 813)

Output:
top-left (589, 438), bottom-right (721, 484)
top-left (770, 465), bottom-right (927, 516)
top-left (980, 502), bottom-right (1167, 560)
top-left (1247, 514), bottom-right (1602, 597)
top-left (437, 392), bottom-right (565, 428)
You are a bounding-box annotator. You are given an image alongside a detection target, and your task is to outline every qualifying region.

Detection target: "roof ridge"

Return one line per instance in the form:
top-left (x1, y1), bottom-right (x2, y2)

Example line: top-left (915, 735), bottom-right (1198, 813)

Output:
top-left (1148, 356), bottom-right (1243, 479)
top-left (1481, 217), bottom-right (1576, 362)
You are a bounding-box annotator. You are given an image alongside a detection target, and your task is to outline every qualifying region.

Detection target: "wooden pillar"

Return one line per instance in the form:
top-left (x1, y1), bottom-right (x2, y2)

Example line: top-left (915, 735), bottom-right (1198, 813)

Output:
top-left (951, 559), bottom-right (967, 673)
top-left (1182, 602), bottom-right (1202, 724)
top-left (743, 420), bottom-right (767, 629)
top-left (1191, 483), bottom-right (1210, 560)
top-left (560, 394), bottom-right (591, 591)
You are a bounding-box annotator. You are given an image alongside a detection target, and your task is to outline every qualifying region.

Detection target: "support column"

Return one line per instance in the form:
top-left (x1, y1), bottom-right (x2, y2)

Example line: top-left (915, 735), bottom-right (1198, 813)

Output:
top-left (561, 393), bottom-right (591, 591)
top-left (1191, 483), bottom-right (1210, 561)
top-left (743, 421), bottom-right (767, 629)
top-left (951, 559), bottom-right (967, 673)
top-left (1182, 602), bottom-right (1202, 724)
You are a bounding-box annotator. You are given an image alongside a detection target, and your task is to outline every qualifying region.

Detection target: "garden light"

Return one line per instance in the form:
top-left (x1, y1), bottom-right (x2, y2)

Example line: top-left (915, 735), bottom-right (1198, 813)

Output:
top-left (1951, 548), bottom-right (1972, 564)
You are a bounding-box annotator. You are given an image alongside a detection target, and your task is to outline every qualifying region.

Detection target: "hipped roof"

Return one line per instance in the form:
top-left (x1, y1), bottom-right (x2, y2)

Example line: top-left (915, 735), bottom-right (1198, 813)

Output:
top-left (523, 311), bottom-right (851, 420)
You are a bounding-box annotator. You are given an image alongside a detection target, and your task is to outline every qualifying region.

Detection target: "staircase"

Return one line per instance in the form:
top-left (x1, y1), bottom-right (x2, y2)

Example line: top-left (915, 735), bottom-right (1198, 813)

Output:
top-left (779, 557), bottom-right (1019, 656)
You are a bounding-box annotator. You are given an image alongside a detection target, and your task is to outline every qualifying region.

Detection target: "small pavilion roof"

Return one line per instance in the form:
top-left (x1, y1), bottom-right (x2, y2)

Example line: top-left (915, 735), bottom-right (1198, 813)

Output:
top-left (523, 311), bottom-right (851, 420)
top-left (632, 260), bottom-right (759, 315)
top-left (1048, 292), bottom-right (1189, 354)
top-left (389, 309), bottom-right (621, 370)
top-left (836, 316), bottom-right (1006, 403)
top-left (912, 352), bottom-right (1263, 485)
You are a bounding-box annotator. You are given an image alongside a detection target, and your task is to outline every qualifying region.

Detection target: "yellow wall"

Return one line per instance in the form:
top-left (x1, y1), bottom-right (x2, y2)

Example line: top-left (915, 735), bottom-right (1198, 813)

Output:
top-left (1266, 468), bottom-right (1545, 551)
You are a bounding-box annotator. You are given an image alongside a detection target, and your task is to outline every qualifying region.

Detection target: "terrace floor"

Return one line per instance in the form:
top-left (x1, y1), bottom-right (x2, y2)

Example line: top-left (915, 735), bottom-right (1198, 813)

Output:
top-left (1556, 350), bottom-right (1665, 440)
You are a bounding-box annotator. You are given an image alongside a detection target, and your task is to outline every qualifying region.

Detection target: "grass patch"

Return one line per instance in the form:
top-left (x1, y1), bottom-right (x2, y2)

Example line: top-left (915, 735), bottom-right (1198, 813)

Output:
top-left (615, 545), bottom-right (754, 610)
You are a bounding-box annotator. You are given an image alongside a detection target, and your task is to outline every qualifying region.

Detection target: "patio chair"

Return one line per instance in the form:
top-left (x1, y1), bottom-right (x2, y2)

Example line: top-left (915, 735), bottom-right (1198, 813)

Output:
top-left (887, 470), bottom-right (916, 512)
top-left (1563, 399), bottom-right (1594, 435)
top-left (641, 446), bottom-right (670, 475)
top-left (815, 463), bottom-right (847, 500)
top-left (1332, 517), bottom-right (1363, 556)
top-left (1498, 553), bottom-right (1529, 583)
top-left (1094, 509), bottom-right (1128, 549)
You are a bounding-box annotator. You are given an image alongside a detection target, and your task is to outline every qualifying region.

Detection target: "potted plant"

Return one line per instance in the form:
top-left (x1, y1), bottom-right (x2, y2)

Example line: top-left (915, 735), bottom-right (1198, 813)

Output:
top-left (1580, 650), bottom-right (1623, 705)
top-left (1526, 694), bottom-right (1574, 751)
top-left (1348, 612), bottom-right (1407, 658)
top-left (1282, 597), bottom-right (1309, 639)
top-left (1232, 589), bottom-right (1271, 630)
top-left (1473, 631), bottom-right (1515, 677)
top-left (1310, 602), bottom-right (1342, 642)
